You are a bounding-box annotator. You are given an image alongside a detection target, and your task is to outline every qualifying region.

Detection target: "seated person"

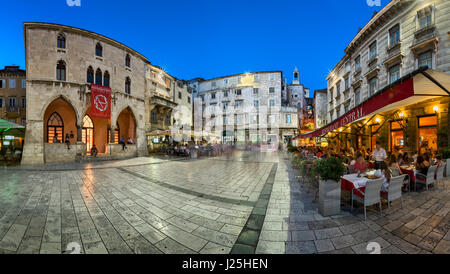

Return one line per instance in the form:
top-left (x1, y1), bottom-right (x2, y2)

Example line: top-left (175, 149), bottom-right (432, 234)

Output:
top-left (375, 161), bottom-right (392, 192)
top-left (415, 155), bottom-right (429, 176)
top-left (354, 152), bottom-right (367, 173)
top-left (127, 137), bottom-right (134, 144)
top-left (90, 144), bottom-right (98, 157)
top-left (388, 154), bottom-right (403, 175)
top-left (399, 152), bottom-right (409, 166)
top-left (434, 155), bottom-right (444, 166)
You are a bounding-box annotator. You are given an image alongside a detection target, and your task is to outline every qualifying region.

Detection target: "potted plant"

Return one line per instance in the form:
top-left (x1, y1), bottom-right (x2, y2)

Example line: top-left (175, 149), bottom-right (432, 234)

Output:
top-left (439, 147), bottom-right (450, 177)
top-left (312, 156), bottom-right (346, 216)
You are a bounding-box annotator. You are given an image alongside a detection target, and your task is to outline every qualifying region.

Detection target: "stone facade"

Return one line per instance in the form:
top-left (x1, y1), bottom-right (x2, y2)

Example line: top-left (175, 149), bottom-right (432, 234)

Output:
top-left (0, 66), bottom-right (26, 126)
top-left (326, 0), bottom-right (450, 123)
top-left (21, 23), bottom-right (148, 165)
top-left (191, 71), bottom-right (298, 145)
top-left (314, 88), bottom-right (328, 129)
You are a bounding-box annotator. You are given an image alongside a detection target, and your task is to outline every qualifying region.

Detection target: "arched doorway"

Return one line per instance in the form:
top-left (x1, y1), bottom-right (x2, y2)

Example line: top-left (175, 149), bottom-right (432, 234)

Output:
top-left (43, 97), bottom-right (77, 144)
top-left (47, 112), bottom-right (64, 143)
top-left (116, 107), bottom-right (136, 144)
top-left (84, 107), bottom-right (111, 155)
top-left (82, 115), bottom-right (94, 153)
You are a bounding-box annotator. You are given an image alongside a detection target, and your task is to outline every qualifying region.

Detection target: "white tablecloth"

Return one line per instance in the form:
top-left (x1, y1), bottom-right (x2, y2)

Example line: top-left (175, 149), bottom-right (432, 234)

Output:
top-left (342, 174), bottom-right (370, 189)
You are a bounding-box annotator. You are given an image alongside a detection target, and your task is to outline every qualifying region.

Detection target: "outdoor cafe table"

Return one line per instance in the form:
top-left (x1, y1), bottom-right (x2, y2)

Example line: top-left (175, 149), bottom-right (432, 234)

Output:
top-left (341, 174), bottom-right (371, 199)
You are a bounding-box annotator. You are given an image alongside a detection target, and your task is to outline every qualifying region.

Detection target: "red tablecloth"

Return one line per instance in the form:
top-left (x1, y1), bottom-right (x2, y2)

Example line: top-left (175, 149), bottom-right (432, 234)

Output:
top-left (400, 168), bottom-right (415, 183)
top-left (341, 177), bottom-right (365, 198)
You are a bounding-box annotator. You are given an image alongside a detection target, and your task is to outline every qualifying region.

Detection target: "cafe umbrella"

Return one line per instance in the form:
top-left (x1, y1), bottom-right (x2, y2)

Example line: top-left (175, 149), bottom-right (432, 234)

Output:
top-left (0, 118), bottom-right (25, 149)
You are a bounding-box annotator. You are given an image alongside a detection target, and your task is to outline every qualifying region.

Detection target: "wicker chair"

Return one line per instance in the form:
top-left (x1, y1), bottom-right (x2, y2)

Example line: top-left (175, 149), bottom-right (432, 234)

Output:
top-left (390, 167), bottom-right (410, 192)
top-left (415, 165), bottom-right (437, 191)
top-left (380, 175), bottom-right (406, 214)
top-left (351, 178), bottom-right (384, 220)
top-left (435, 163), bottom-right (447, 189)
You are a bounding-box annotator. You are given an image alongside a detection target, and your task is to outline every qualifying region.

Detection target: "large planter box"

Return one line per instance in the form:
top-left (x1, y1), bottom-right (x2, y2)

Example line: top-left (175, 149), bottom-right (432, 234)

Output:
top-left (319, 179), bottom-right (341, 217)
top-left (446, 159), bottom-right (450, 177)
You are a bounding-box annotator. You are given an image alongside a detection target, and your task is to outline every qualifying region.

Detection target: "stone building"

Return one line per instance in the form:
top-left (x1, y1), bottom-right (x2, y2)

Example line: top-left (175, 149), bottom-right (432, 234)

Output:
top-left (191, 71), bottom-right (298, 147)
top-left (302, 0), bottom-right (450, 154)
top-left (145, 64), bottom-right (193, 151)
top-left (22, 22), bottom-right (148, 164)
top-left (0, 66), bottom-right (27, 126)
top-left (284, 67), bottom-right (311, 132)
top-left (313, 88), bottom-right (328, 129)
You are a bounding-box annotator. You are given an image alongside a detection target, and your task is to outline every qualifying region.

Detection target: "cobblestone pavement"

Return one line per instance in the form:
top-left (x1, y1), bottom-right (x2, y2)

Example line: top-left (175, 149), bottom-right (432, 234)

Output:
top-left (0, 151), bottom-right (449, 254)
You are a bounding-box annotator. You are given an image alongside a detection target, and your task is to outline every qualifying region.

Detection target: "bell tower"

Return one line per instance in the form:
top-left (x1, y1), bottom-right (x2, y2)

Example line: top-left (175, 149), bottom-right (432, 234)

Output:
top-left (292, 67), bottom-right (300, 85)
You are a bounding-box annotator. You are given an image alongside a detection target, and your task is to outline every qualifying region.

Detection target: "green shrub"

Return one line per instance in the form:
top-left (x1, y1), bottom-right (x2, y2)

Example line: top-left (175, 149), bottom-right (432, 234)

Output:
top-left (311, 156), bottom-right (346, 182)
top-left (299, 160), bottom-right (314, 177)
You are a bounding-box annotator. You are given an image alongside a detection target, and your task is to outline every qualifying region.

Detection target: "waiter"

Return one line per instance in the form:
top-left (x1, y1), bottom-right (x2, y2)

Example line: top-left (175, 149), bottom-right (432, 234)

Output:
top-left (372, 141), bottom-right (387, 170)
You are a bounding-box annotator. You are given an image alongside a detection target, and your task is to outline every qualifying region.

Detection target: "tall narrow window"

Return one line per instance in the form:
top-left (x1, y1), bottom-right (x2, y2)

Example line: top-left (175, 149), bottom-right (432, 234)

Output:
top-left (355, 55), bottom-right (361, 71)
top-left (369, 77), bottom-right (377, 96)
top-left (56, 60), bottom-right (66, 81)
top-left (57, 34), bottom-right (66, 49)
top-left (87, 66), bottom-right (94, 84)
top-left (389, 25), bottom-right (400, 46)
top-left (419, 12), bottom-right (432, 29)
top-left (95, 68), bottom-right (102, 85)
top-left (125, 77), bottom-right (131, 94)
top-left (95, 43), bottom-right (103, 57)
top-left (369, 41), bottom-right (377, 60)
top-left (419, 51), bottom-right (432, 69)
top-left (389, 65), bottom-right (400, 84)
top-left (125, 54), bottom-right (131, 67)
top-left (47, 112), bottom-right (63, 143)
top-left (344, 77), bottom-right (350, 90)
top-left (151, 109), bottom-right (157, 123)
top-left (103, 71), bottom-right (110, 87)
top-left (354, 87), bottom-right (361, 105)
top-left (82, 115), bottom-right (94, 153)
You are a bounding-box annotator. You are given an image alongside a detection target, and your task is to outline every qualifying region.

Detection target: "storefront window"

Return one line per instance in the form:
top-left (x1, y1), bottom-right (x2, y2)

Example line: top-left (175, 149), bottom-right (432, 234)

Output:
top-left (390, 120), bottom-right (404, 153)
top-left (418, 115), bottom-right (437, 154)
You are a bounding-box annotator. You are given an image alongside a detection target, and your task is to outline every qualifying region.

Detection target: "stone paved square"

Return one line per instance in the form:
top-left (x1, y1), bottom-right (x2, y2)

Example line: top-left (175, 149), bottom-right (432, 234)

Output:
top-left (0, 151), bottom-right (449, 254)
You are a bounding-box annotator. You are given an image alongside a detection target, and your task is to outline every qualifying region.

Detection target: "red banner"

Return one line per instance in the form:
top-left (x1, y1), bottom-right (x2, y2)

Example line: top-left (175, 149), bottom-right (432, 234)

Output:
top-left (298, 77), bottom-right (415, 139)
top-left (90, 84), bottom-right (111, 119)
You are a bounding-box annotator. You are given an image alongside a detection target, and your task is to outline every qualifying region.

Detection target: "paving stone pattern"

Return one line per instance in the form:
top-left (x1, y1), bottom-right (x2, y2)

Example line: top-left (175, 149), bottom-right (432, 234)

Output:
top-left (0, 151), bottom-right (449, 254)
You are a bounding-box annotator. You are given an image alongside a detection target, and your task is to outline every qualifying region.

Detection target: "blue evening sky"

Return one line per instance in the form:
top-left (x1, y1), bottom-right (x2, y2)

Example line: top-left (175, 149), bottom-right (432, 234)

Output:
top-left (1, 0), bottom-right (386, 96)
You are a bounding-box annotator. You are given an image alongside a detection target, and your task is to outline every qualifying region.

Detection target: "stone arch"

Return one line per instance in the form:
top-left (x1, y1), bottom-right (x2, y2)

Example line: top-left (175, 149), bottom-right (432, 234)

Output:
top-left (41, 95), bottom-right (79, 126)
top-left (83, 106), bottom-right (111, 154)
top-left (114, 106), bottom-right (137, 144)
top-left (43, 97), bottom-right (78, 144)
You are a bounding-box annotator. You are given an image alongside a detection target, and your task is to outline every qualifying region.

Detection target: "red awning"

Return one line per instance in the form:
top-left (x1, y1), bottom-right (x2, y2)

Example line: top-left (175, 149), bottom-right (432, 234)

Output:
top-left (296, 68), bottom-right (450, 140)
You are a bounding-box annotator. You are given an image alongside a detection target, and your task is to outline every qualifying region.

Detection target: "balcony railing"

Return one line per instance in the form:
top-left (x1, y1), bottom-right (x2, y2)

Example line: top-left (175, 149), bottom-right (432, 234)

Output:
top-left (6, 106), bottom-right (19, 113)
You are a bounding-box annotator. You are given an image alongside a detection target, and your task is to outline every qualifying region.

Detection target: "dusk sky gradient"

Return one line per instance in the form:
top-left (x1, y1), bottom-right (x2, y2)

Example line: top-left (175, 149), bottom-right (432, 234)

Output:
top-left (1, 0), bottom-right (386, 96)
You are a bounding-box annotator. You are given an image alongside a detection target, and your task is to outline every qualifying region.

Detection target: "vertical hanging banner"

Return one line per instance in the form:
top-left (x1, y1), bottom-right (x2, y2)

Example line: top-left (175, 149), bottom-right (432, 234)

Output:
top-left (90, 84), bottom-right (111, 119)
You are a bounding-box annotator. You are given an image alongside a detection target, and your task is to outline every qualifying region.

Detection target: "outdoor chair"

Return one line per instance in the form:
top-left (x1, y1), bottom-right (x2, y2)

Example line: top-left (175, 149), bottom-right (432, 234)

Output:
top-left (415, 165), bottom-right (437, 191)
top-left (351, 178), bottom-right (384, 220)
top-left (435, 163), bottom-right (447, 189)
top-left (380, 175), bottom-right (406, 214)
top-left (390, 167), bottom-right (400, 177)
top-left (390, 167), bottom-right (410, 192)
